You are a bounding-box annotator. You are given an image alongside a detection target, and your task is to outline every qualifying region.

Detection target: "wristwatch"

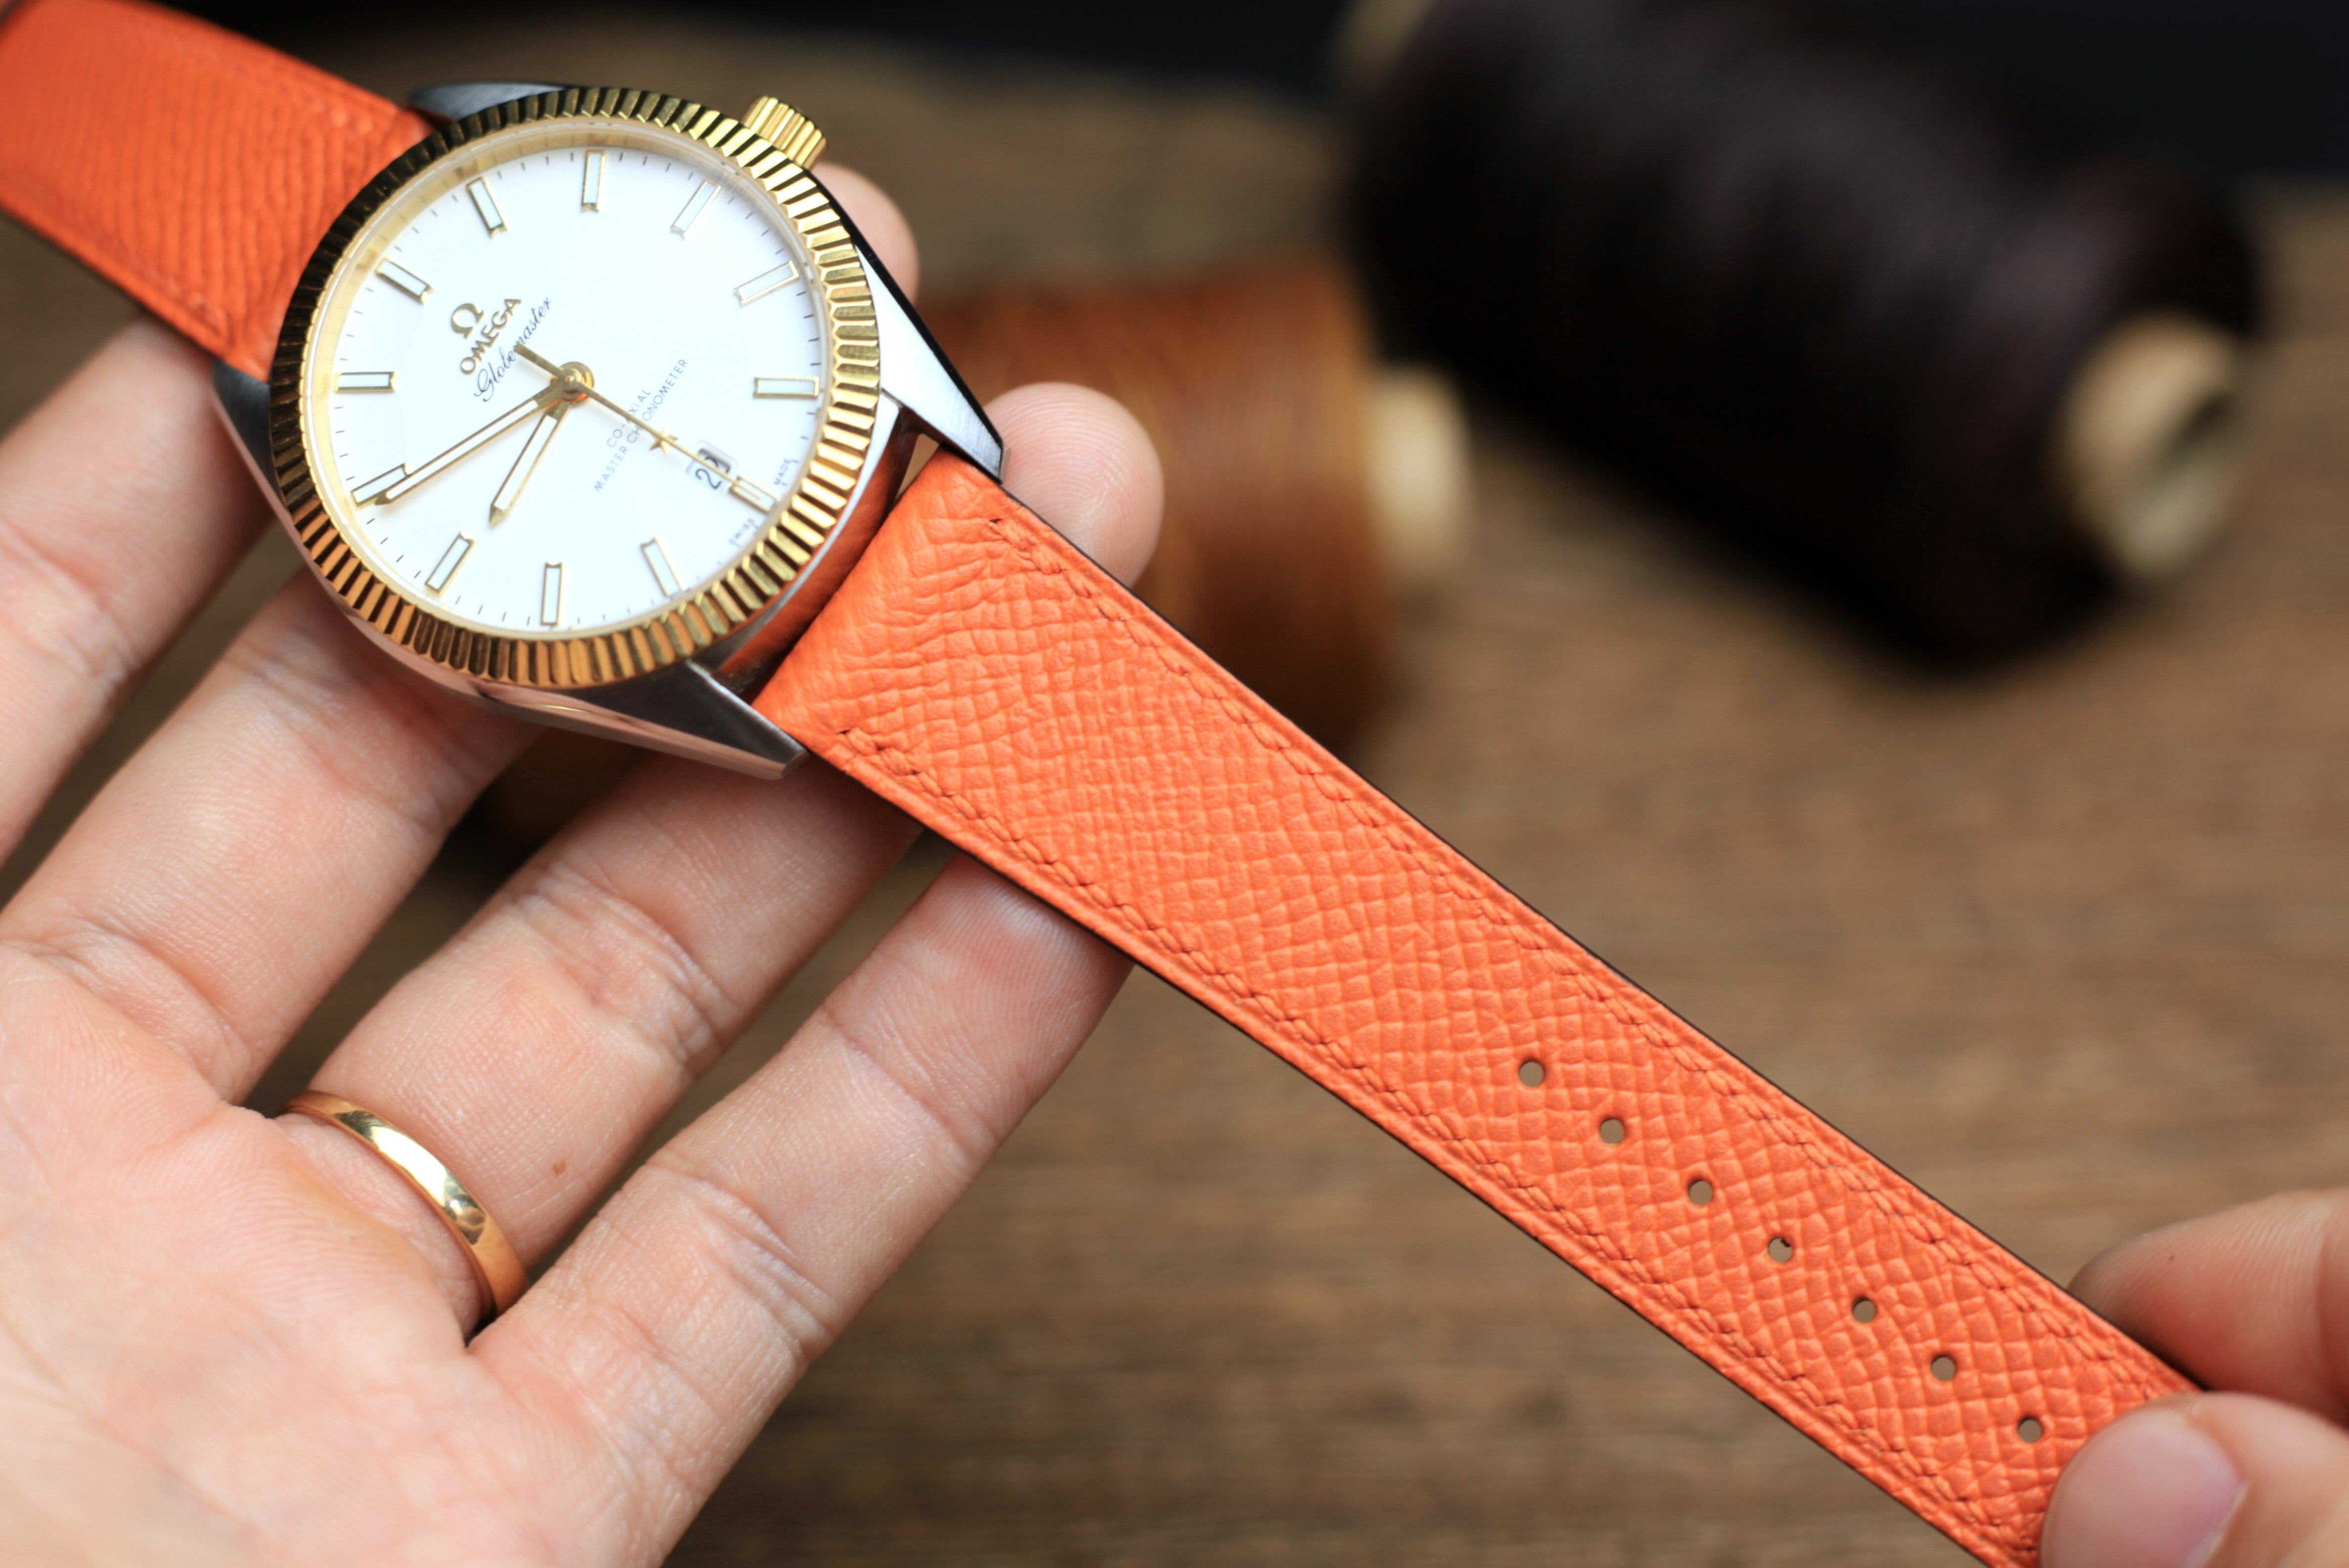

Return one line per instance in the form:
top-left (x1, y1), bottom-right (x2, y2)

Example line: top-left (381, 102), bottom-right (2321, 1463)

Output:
top-left (0, 0), bottom-right (2191, 1562)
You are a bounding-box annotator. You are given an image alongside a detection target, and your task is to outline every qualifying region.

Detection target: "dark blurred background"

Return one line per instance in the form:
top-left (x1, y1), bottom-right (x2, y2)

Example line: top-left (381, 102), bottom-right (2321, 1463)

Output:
top-left (1835, 0), bottom-right (2349, 175)
top-left (187, 0), bottom-right (2349, 173)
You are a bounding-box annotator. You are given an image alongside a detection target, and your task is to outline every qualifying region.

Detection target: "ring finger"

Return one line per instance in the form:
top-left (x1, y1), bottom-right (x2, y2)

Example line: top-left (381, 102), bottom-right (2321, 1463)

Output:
top-left (284, 383), bottom-right (1164, 1324)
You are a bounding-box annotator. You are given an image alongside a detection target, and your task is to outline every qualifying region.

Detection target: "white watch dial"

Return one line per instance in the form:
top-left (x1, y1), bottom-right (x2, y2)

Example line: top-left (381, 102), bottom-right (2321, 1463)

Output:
top-left (302, 117), bottom-right (829, 639)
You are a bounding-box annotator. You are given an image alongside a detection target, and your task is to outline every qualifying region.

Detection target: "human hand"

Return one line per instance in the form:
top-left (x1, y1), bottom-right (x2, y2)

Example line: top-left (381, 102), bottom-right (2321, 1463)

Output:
top-left (2044, 1190), bottom-right (2349, 1568)
top-left (0, 167), bottom-right (1161, 1563)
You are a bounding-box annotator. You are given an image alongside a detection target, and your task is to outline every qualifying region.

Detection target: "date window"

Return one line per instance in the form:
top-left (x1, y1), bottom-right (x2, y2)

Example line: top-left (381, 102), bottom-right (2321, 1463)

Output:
top-left (693, 444), bottom-right (735, 479)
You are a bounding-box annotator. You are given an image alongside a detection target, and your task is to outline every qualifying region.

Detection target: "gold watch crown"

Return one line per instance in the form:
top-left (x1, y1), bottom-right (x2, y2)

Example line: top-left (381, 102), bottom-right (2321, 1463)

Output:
top-left (741, 96), bottom-right (826, 169)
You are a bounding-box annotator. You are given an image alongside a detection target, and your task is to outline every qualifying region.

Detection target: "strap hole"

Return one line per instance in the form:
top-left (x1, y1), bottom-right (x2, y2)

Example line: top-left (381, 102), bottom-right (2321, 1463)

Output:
top-left (1686, 1178), bottom-right (1714, 1207)
top-left (1598, 1116), bottom-right (1626, 1144)
top-left (1518, 1059), bottom-right (1545, 1088)
top-left (2017, 1417), bottom-right (2045, 1443)
top-left (1851, 1298), bottom-right (1878, 1323)
top-left (1931, 1355), bottom-right (1958, 1382)
top-left (1766, 1236), bottom-right (1793, 1264)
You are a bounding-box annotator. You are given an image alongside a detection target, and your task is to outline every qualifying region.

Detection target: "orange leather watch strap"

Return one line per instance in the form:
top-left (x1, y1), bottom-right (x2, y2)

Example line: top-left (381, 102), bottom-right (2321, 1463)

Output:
top-left (0, 0), bottom-right (427, 377)
top-left (757, 457), bottom-right (2193, 1567)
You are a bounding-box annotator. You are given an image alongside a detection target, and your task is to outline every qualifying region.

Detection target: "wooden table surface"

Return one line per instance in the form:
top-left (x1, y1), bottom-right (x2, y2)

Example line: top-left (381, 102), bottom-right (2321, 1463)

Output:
top-left (4, 17), bottom-right (2349, 1566)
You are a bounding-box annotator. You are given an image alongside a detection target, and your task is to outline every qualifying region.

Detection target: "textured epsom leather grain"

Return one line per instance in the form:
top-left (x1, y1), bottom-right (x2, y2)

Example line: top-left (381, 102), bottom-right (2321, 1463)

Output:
top-left (0, 0), bottom-right (2190, 1548)
top-left (0, 0), bottom-right (427, 377)
top-left (757, 457), bottom-right (2195, 1568)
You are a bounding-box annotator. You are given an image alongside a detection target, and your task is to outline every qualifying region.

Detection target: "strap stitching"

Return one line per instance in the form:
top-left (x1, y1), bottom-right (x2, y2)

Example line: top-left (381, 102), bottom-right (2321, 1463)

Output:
top-left (793, 477), bottom-right (2178, 1558)
top-left (789, 474), bottom-right (2179, 1559)
top-left (958, 507), bottom-right (2174, 1398)
top-left (836, 711), bottom-right (2009, 1544)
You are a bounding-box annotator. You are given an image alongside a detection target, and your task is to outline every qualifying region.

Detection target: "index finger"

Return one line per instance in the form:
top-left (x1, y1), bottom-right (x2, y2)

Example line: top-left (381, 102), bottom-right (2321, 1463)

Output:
top-left (0, 320), bottom-right (266, 858)
top-left (0, 168), bottom-right (928, 1110)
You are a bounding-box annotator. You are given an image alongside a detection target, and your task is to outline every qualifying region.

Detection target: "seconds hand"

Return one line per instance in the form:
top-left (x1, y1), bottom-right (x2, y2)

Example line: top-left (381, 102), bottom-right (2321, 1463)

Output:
top-left (515, 343), bottom-right (780, 512)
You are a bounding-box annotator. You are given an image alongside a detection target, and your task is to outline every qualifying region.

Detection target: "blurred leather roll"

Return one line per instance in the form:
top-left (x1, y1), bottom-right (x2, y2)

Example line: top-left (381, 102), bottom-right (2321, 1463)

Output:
top-left (1345, 0), bottom-right (2260, 663)
top-left (476, 257), bottom-right (1469, 846)
top-left (924, 256), bottom-right (1467, 747)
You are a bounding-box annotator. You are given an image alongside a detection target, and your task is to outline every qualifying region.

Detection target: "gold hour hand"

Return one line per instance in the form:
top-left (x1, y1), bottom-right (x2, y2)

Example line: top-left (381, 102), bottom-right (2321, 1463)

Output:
top-left (518, 342), bottom-right (779, 513)
top-left (372, 382), bottom-right (565, 506)
top-left (487, 398), bottom-right (572, 526)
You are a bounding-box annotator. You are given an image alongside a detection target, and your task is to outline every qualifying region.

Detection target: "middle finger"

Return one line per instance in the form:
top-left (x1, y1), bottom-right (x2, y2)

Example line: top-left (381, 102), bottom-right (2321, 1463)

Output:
top-left (0, 578), bottom-right (529, 1097)
top-left (286, 384), bottom-right (1164, 1323)
top-left (292, 749), bottom-right (920, 1320)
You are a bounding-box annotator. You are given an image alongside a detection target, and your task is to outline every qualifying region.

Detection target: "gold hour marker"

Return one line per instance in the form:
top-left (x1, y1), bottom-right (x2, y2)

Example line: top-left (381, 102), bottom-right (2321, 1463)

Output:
top-left (752, 376), bottom-right (818, 399)
top-left (670, 180), bottom-right (715, 236)
top-left (336, 371), bottom-right (396, 392)
top-left (539, 563), bottom-right (564, 626)
top-left (731, 475), bottom-right (779, 511)
top-left (641, 537), bottom-right (682, 597)
top-left (377, 259), bottom-right (432, 299)
top-left (352, 463), bottom-right (407, 504)
top-left (468, 178), bottom-right (508, 235)
top-left (734, 262), bottom-right (799, 305)
top-left (581, 150), bottom-right (604, 211)
top-left (425, 533), bottom-right (475, 593)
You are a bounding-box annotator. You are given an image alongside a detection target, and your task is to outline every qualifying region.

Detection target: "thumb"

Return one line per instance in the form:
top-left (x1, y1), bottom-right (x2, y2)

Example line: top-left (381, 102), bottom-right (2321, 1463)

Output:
top-left (2044, 1392), bottom-right (2349, 1568)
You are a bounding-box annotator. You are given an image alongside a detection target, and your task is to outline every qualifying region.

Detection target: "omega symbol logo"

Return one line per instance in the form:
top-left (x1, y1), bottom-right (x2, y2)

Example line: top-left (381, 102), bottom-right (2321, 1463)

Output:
top-left (450, 298), bottom-right (523, 375)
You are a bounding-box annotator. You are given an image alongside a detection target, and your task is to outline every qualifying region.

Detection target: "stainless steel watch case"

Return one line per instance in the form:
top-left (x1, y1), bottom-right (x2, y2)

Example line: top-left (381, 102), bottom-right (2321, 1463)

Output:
top-left (212, 80), bottom-right (1002, 779)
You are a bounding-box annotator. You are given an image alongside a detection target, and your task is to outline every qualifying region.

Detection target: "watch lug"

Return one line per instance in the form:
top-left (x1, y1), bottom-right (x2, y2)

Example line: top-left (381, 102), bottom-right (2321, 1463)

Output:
top-left (493, 659), bottom-right (806, 779)
top-left (407, 82), bottom-right (566, 125)
top-left (211, 359), bottom-right (274, 481)
top-left (858, 241), bottom-right (1004, 481)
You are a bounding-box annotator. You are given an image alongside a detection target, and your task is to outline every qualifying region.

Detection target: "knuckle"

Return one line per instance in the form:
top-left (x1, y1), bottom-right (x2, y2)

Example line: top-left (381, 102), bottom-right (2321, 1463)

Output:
top-left (0, 911), bottom-right (247, 1075)
top-left (805, 997), bottom-right (992, 1173)
top-left (650, 1157), bottom-right (844, 1356)
top-left (219, 598), bottom-right (504, 843)
top-left (0, 505), bottom-right (151, 709)
top-left (497, 849), bottom-right (738, 1080)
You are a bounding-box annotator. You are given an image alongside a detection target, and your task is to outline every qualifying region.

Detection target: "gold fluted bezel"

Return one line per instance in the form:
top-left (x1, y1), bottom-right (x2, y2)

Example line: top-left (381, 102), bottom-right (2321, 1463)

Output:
top-left (268, 88), bottom-right (879, 690)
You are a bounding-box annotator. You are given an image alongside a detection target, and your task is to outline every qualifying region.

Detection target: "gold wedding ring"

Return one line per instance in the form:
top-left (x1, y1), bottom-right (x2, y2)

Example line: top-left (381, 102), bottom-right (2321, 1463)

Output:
top-left (283, 1090), bottom-right (527, 1319)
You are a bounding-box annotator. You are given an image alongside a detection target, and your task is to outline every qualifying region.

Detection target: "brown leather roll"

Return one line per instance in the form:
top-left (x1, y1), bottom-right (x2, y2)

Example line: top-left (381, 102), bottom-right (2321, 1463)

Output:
top-left (924, 256), bottom-right (1399, 748)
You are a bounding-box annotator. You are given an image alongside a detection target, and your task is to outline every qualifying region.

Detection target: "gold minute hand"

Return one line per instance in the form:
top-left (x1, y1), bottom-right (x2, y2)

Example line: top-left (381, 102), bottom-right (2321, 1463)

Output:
top-left (372, 381), bottom-right (566, 506)
top-left (515, 343), bottom-right (780, 512)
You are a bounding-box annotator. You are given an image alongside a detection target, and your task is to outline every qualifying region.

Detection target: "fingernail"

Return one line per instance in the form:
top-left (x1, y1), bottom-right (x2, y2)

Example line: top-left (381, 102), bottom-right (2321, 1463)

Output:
top-left (2044, 1408), bottom-right (2244, 1568)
